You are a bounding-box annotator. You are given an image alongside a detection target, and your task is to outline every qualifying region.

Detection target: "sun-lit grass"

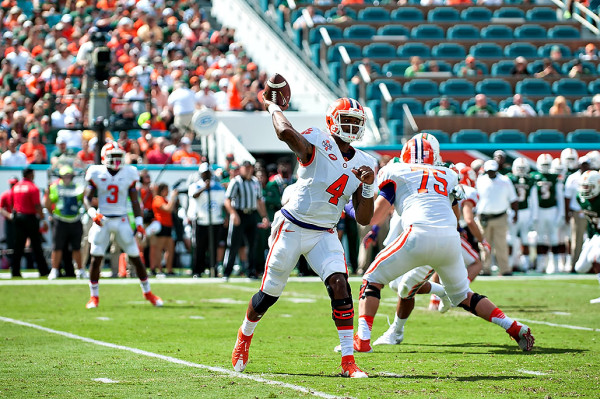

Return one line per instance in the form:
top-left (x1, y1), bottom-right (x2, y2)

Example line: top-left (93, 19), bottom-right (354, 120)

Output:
top-left (0, 276), bottom-right (599, 398)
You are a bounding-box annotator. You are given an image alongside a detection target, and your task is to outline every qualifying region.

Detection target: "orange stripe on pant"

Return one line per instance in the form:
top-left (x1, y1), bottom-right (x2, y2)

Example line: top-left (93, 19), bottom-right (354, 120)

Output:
top-left (260, 223), bottom-right (286, 291)
top-left (366, 226), bottom-right (413, 275)
top-left (461, 238), bottom-right (480, 261)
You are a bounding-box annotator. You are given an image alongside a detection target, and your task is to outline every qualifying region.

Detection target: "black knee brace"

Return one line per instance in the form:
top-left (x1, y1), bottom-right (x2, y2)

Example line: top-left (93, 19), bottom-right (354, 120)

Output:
top-left (359, 280), bottom-right (381, 300)
top-left (458, 292), bottom-right (487, 316)
top-left (251, 291), bottom-right (279, 314)
top-left (537, 245), bottom-right (549, 254)
top-left (326, 274), bottom-right (354, 321)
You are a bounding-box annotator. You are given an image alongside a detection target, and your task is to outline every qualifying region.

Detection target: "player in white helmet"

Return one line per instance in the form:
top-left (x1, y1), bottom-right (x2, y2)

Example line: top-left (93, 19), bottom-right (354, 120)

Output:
top-left (586, 151), bottom-right (600, 170)
top-left (84, 141), bottom-right (162, 309)
top-left (507, 157), bottom-right (538, 271)
top-left (411, 132), bottom-right (442, 165)
top-left (560, 148), bottom-right (579, 177)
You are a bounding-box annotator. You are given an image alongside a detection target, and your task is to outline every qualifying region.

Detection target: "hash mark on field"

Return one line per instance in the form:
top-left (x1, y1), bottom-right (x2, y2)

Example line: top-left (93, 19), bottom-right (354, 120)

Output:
top-left (96, 317), bottom-right (111, 321)
top-left (551, 311), bottom-right (571, 316)
top-left (285, 298), bottom-right (316, 303)
top-left (517, 369), bottom-right (547, 376)
top-left (189, 316), bottom-right (205, 320)
top-left (520, 318), bottom-right (600, 332)
top-left (93, 378), bottom-right (119, 383)
top-left (0, 316), bottom-right (350, 399)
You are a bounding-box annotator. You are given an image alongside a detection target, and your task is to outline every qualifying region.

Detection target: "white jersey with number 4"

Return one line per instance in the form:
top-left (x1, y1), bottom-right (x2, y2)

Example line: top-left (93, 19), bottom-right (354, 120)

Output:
top-left (377, 162), bottom-right (458, 230)
top-left (282, 127), bottom-right (377, 229)
top-left (86, 165), bottom-right (139, 216)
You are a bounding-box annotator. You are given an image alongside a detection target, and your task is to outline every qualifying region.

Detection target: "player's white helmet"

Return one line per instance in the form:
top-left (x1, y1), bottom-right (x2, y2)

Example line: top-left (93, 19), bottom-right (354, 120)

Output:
top-left (512, 157), bottom-right (530, 177)
top-left (586, 151), bottom-right (600, 170)
top-left (536, 153), bottom-right (553, 174)
top-left (325, 98), bottom-right (365, 143)
top-left (459, 166), bottom-right (477, 188)
top-left (550, 158), bottom-right (565, 176)
top-left (401, 137), bottom-right (435, 165)
top-left (101, 141), bottom-right (125, 171)
top-left (412, 132), bottom-right (441, 165)
top-left (560, 148), bottom-right (579, 170)
top-left (578, 170), bottom-right (600, 199)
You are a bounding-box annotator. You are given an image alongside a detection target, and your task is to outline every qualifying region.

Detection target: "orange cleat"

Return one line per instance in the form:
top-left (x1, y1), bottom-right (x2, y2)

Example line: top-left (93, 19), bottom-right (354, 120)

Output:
top-left (144, 292), bottom-right (164, 307)
top-left (341, 355), bottom-right (368, 378)
top-left (86, 296), bottom-right (99, 309)
top-left (353, 334), bottom-right (373, 353)
top-left (232, 328), bottom-right (253, 372)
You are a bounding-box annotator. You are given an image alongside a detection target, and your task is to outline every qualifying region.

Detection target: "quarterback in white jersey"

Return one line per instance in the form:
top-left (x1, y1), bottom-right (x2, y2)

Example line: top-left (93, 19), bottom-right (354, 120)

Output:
top-left (83, 142), bottom-right (162, 309)
top-left (354, 137), bottom-right (534, 353)
top-left (232, 95), bottom-right (376, 379)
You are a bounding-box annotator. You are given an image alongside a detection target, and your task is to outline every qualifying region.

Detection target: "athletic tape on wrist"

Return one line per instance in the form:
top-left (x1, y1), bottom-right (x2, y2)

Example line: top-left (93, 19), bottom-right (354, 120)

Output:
top-left (362, 183), bottom-right (375, 198)
top-left (87, 208), bottom-right (97, 219)
top-left (135, 216), bottom-right (143, 227)
top-left (268, 104), bottom-right (282, 115)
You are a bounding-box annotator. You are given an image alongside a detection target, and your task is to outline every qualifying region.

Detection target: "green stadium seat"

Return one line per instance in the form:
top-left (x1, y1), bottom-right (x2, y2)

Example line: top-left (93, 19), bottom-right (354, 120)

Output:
top-left (504, 42), bottom-right (538, 58)
top-left (343, 24), bottom-right (376, 39)
top-left (538, 43), bottom-right (572, 58)
top-left (460, 7), bottom-right (492, 21)
top-left (391, 7), bottom-right (424, 21)
top-left (309, 26), bottom-right (343, 44)
top-left (432, 43), bottom-right (466, 59)
top-left (362, 43), bottom-right (396, 59)
top-left (421, 130), bottom-right (451, 143)
top-left (491, 60), bottom-right (517, 76)
top-left (424, 97), bottom-right (462, 114)
top-left (493, 7), bottom-right (526, 19)
top-left (588, 79), bottom-right (600, 94)
top-left (411, 24), bottom-right (445, 40)
top-left (469, 43), bottom-right (503, 58)
top-left (447, 24), bottom-right (480, 40)
top-left (451, 129), bottom-right (489, 143)
top-left (526, 7), bottom-right (558, 21)
top-left (327, 43), bottom-right (362, 62)
top-left (514, 24), bottom-right (547, 40)
top-left (358, 7), bottom-right (390, 21)
top-left (403, 79), bottom-right (440, 97)
top-left (427, 7), bottom-right (461, 21)
top-left (377, 24), bottom-right (410, 37)
top-left (536, 96), bottom-right (572, 115)
top-left (387, 98), bottom-right (424, 120)
top-left (528, 129), bottom-right (565, 143)
top-left (397, 43), bottom-right (431, 57)
top-left (481, 25), bottom-right (513, 40)
top-left (490, 129), bottom-right (527, 143)
top-left (516, 78), bottom-right (552, 96)
top-left (461, 97), bottom-right (499, 113)
top-left (567, 129), bottom-right (600, 143)
top-left (382, 60), bottom-right (411, 77)
top-left (548, 26), bottom-right (580, 39)
top-left (573, 96), bottom-right (593, 112)
top-left (552, 78), bottom-right (589, 96)
top-left (366, 79), bottom-right (403, 101)
top-left (440, 79), bottom-right (476, 97)
top-left (476, 78), bottom-right (513, 97)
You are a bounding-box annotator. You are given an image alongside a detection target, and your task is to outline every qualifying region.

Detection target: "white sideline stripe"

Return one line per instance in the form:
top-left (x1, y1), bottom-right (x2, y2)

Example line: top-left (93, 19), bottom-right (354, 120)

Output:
top-left (93, 378), bottom-right (119, 383)
top-left (520, 318), bottom-right (600, 332)
top-left (0, 316), bottom-right (349, 399)
top-left (517, 369), bottom-right (547, 376)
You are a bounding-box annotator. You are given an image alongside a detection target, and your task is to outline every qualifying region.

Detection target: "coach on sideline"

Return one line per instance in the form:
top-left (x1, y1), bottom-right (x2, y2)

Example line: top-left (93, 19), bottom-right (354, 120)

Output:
top-left (11, 168), bottom-right (49, 278)
top-left (476, 160), bottom-right (519, 276)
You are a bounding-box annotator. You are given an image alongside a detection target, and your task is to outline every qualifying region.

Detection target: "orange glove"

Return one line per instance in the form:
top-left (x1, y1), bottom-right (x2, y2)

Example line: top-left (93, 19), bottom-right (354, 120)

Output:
top-left (135, 216), bottom-right (145, 238)
top-left (88, 208), bottom-right (104, 226)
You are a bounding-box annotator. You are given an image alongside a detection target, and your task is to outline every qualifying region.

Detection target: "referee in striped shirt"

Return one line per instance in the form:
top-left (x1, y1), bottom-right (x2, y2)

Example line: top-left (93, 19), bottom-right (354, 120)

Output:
top-left (223, 160), bottom-right (270, 280)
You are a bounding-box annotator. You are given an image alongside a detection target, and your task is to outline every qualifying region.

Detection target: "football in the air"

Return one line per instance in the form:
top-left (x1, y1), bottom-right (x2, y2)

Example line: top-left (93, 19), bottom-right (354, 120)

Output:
top-left (264, 73), bottom-right (291, 107)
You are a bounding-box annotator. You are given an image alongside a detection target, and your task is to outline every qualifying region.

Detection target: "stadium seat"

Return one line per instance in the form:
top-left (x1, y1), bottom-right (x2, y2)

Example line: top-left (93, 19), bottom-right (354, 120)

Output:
top-left (526, 7), bottom-right (558, 21)
top-left (382, 60), bottom-right (411, 77)
top-left (528, 129), bottom-right (565, 143)
top-left (460, 7), bottom-right (492, 21)
top-left (324, 7), bottom-right (357, 20)
top-left (504, 42), bottom-right (538, 58)
top-left (567, 129), bottom-right (600, 143)
top-left (358, 7), bottom-right (391, 21)
top-left (453, 60), bottom-right (490, 76)
top-left (527, 59), bottom-right (561, 75)
top-left (362, 43), bottom-right (396, 59)
top-left (387, 98), bottom-right (424, 120)
top-left (426, 60), bottom-right (452, 72)
top-left (366, 99), bottom-right (382, 124)
top-left (327, 43), bottom-right (362, 62)
top-left (391, 7), bottom-right (424, 21)
top-left (573, 96), bottom-right (593, 113)
top-left (469, 43), bottom-right (503, 58)
top-left (447, 24), bottom-right (480, 40)
top-left (309, 26), bottom-right (343, 44)
top-left (552, 78), bottom-right (589, 96)
top-left (440, 79), bottom-right (476, 97)
top-left (480, 25), bottom-right (513, 40)
top-left (388, 119), bottom-right (405, 140)
top-left (451, 129), bottom-right (489, 143)
top-left (377, 24), bottom-right (410, 37)
top-left (515, 78), bottom-right (552, 96)
top-left (493, 7), bottom-right (526, 19)
top-left (588, 79), bottom-right (600, 94)
top-left (514, 24), bottom-right (547, 40)
top-left (561, 60), bottom-right (597, 75)
top-left (427, 7), bottom-right (460, 21)
top-left (329, 61), bottom-right (341, 83)
top-left (538, 43), bottom-right (572, 58)
top-left (397, 43), bottom-right (431, 57)
top-left (499, 96), bottom-right (536, 110)
top-left (491, 60), bottom-right (517, 76)
top-left (345, 61), bottom-right (382, 80)
top-left (548, 26), bottom-right (581, 39)
top-left (421, 130), bottom-right (451, 143)
top-left (150, 130), bottom-right (168, 137)
top-left (431, 43), bottom-right (466, 59)
top-left (461, 97), bottom-right (499, 113)
top-left (127, 130), bottom-right (142, 140)
top-left (403, 79), bottom-right (440, 97)
top-left (476, 78), bottom-right (513, 97)
top-left (411, 24), bottom-right (445, 40)
top-left (424, 97), bottom-right (462, 114)
top-left (490, 129), bottom-right (527, 143)
top-left (343, 24), bottom-right (377, 39)
top-left (366, 79), bottom-right (403, 101)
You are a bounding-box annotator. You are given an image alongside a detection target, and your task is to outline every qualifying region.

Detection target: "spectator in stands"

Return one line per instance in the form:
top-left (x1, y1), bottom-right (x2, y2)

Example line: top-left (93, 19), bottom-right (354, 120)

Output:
top-left (568, 59), bottom-right (593, 77)
top-left (534, 59), bottom-right (560, 78)
top-left (458, 55), bottom-right (484, 77)
top-left (20, 130), bottom-right (47, 164)
top-left (151, 183), bottom-right (178, 276)
top-left (327, 4), bottom-right (352, 23)
top-left (351, 58), bottom-right (378, 84)
top-left (466, 94), bottom-right (496, 117)
top-left (510, 57), bottom-right (530, 76)
top-left (172, 137), bottom-right (201, 165)
top-left (293, 6), bottom-right (326, 29)
top-left (549, 96), bottom-right (572, 115)
top-left (1, 137), bottom-right (27, 166)
top-left (584, 94), bottom-right (600, 116)
top-left (168, 80), bottom-right (198, 132)
top-left (56, 116), bottom-right (82, 149)
top-left (404, 56), bottom-right (425, 78)
top-left (550, 46), bottom-right (564, 62)
top-left (428, 96), bottom-right (459, 116)
top-left (77, 139), bottom-right (95, 165)
top-left (580, 43), bottom-right (599, 60)
top-left (50, 137), bottom-right (77, 168)
top-left (196, 81), bottom-right (218, 110)
top-left (426, 60), bottom-right (441, 73)
top-left (147, 137), bottom-right (171, 164)
top-left (504, 94), bottom-right (537, 117)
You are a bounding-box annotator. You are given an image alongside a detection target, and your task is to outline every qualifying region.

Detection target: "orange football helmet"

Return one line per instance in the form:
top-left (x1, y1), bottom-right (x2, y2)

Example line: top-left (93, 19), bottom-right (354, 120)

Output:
top-left (401, 137), bottom-right (434, 165)
top-left (101, 141), bottom-right (125, 171)
top-left (325, 97), bottom-right (365, 143)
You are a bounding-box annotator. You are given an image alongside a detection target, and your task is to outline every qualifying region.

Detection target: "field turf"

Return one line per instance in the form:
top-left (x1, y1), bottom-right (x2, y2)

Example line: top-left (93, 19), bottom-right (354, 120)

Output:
top-left (0, 275), bottom-right (599, 398)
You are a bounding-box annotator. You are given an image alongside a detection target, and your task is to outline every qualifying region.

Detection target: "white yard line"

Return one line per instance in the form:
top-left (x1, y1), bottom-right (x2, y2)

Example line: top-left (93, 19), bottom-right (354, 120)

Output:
top-left (0, 316), bottom-right (352, 399)
top-left (517, 369), bottom-right (548, 376)
top-left (93, 378), bottom-right (119, 383)
top-left (519, 318), bottom-right (600, 332)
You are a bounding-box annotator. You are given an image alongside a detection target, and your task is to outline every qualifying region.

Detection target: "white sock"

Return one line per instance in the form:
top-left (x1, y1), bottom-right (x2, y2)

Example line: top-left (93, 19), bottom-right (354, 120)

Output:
top-left (89, 282), bottom-right (99, 297)
top-left (392, 314), bottom-right (407, 333)
top-left (357, 317), bottom-right (371, 340)
top-left (337, 327), bottom-right (354, 357)
top-left (429, 282), bottom-right (446, 297)
top-left (537, 254), bottom-right (548, 272)
top-left (520, 255), bottom-right (530, 271)
top-left (140, 278), bottom-right (151, 294)
top-left (241, 315), bottom-right (259, 336)
top-left (490, 308), bottom-right (515, 330)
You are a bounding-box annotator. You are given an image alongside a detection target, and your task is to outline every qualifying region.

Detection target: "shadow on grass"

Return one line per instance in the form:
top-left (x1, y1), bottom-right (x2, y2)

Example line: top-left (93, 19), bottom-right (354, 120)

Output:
top-left (373, 343), bottom-right (587, 355)
top-left (373, 373), bottom-right (536, 381)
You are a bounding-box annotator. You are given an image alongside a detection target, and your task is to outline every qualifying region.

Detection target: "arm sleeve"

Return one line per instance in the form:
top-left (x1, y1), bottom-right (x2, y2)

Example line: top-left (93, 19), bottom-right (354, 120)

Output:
top-left (378, 182), bottom-right (396, 205)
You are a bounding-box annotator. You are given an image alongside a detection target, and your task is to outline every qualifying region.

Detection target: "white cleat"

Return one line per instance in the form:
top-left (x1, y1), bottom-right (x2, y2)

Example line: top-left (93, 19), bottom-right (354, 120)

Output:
top-left (438, 295), bottom-right (452, 313)
top-left (373, 325), bottom-right (404, 346)
top-left (76, 268), bottom-right (89, 279)
top-left (48, 268), bottom-right (59, 280)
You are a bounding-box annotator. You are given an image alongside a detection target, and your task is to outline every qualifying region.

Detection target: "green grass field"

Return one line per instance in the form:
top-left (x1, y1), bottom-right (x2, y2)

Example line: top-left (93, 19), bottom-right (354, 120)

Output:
top-left (0, 275), bottom-right (599, 398)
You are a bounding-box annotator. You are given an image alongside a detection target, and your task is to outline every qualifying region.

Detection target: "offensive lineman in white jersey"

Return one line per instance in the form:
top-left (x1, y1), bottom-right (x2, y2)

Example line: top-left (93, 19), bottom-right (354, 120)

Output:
top-left (232, 95), bottom-right (377, 378)
top-left (355, 137), bottom-right (534, 353)
top-left (84, 142), bottom-right (163, 309)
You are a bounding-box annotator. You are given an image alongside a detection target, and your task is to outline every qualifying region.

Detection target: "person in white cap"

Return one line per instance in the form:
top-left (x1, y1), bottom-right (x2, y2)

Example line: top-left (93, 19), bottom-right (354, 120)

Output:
top-left (476, 159), bottom-right (519, 275)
